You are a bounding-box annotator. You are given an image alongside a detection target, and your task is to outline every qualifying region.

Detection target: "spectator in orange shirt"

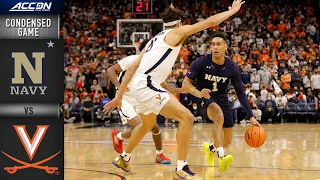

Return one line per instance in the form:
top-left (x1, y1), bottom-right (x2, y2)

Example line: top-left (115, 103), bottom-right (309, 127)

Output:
top-left (296, 26), bottom-right (306, 38)
top-left (90, 22), bottom-right (98, 30)
top-left (270, 38), bottom-right (277, 50)
top-left (266, 20), bottom-right (274, 33)
top-left (67, 36), bottom-right (75, 47)
top-left (176, 59), bottom-right (189, 74)
top-left (299, 47), bottom-right (309, 60)
top-left (270, 54), bottom-right (279, 66)
top-left (281, 68), bottom-right (291, 93)
top-left (277, 21), bottom-right (287, 34)
top-left (64, 87), bottom-right (73, 104)
top-left (272, 10), bottom-right (279, 21)
top-left (309, 47), bottom-right (316, 58)
top-left (239, 52), bottom-right (248, 66)
top-left (294, 12), bottom-right (304, 24)
top-left (249, 48), bottom-right (261, 64)
top-left (278, 49), bottom-right (288, 61)
top-left (178, 45), bottom-right (191, 63)
top-left (232, 52), bottom-right (242, 64)
top-left (259, 49), bottom-right (271, 64)
top-left (309, 39), bottom-right (317, 49)
top-left (286, 30), bottom-right (296, 39)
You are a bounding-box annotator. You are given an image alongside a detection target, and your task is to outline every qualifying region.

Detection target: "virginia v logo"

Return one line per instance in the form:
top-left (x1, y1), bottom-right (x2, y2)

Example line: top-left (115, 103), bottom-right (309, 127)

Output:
top-left (1, 125), bottom-right (61, 175)
top-left (14, 125), bottom-right (48, 161)
top-left (11, 52), bottom-right (47, 95)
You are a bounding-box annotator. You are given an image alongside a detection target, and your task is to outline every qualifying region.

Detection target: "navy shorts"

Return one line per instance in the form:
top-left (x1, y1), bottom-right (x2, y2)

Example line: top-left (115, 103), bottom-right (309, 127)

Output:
top-left (199, 96), bottom-right (234, 128)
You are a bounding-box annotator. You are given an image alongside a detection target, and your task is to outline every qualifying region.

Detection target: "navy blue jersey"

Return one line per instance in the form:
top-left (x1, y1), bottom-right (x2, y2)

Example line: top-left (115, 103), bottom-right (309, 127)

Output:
top-left (186, 54), bottom-right (253, 117)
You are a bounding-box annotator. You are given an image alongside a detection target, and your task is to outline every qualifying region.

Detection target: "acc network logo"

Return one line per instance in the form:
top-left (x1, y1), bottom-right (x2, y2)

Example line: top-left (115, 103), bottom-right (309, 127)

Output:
top-left (9, 2), bottom-right (52, 12)
top-left (2, 125), bottom-right (61, 175)
top-left (11, 52), bottom-right (47, 95)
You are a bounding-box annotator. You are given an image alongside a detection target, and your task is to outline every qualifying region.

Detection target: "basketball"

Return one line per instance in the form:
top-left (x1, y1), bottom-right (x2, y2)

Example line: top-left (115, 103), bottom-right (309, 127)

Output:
top-left (245, 125), bottom-right (265, 148)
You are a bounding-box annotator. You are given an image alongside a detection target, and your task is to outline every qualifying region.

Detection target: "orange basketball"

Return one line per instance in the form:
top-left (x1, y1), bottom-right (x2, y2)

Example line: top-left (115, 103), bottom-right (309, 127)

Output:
top-left (245, 125), bottom-right (266, 148)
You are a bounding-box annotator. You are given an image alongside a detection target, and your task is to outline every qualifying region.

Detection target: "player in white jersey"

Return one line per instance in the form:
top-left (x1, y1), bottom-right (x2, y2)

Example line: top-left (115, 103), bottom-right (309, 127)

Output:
top-left (104, 1), bottom-right (245, 179)
top-left (107, 39), bottom-right (177, 164)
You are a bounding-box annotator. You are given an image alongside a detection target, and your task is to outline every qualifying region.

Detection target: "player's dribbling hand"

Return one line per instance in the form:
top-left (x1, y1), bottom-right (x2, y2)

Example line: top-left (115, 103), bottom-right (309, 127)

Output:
top-left (229, 0), bottom-right (245, 13)
top-left (250, 116), bottom-right (262, 127)
top-left (199, 88), bottom-right (211, 99)
top-left (103, 96), bottom-right (122, 115)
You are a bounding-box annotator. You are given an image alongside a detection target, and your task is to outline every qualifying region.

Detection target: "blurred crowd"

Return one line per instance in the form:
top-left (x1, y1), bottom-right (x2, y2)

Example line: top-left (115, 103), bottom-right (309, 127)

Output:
top-left (62, 0), bottom-right (320, 123)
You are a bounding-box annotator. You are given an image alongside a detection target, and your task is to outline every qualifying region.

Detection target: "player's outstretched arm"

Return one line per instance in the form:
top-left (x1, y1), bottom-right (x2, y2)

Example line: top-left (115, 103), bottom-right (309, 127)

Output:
top-left (107, 64), bottom-right (123, 89)
top-left (231, 67), bottom-right (261, 127)
top-left (161, 81), bottom-right (183, 94)
top-left (182, 77), bottom-right (211, 99)
top-left (166, 0), bottom-right (244, 46)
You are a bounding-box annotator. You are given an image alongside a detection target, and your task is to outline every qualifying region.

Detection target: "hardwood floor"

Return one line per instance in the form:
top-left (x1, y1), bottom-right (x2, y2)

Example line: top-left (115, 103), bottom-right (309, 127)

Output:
top-left (64, 123), bottom-right (320, 180)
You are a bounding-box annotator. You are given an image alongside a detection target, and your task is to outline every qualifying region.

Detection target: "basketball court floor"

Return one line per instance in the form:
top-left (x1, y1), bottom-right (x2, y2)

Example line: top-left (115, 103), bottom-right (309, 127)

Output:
top-left (64, 123), bottom-right (320, 180)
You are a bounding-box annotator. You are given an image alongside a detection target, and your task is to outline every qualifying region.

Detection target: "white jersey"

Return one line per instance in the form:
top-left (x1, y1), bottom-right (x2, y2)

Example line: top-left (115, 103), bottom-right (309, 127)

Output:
top-left (116, 55), bottom-right (140, 122)
top-left (118, 55), bottom-right (139, 83)
top-left (117, 55), bottom-right (139, 96)
top-left (135, 29), bottom-right (182, 84)
top-left (117, 29), bottom-right (182, 115)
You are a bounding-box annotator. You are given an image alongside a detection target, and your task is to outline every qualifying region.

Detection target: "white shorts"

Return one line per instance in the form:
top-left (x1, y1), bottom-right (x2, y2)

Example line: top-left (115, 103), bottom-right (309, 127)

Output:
top-left (119, 95), bottom-right (138, 125)
top-left (130, 74), bottom-right (170, 115)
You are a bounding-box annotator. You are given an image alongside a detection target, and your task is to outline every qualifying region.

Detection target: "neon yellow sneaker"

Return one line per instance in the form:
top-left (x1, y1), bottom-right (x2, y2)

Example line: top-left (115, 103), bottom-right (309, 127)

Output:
top-left (202, 142), bottom-right (215, 167)
top-left (112, 155), bottom-right (131, 172)
top-left (173, 166), bottom-right (203, 180)
top-left (218, 154), bottom-right (233, 172)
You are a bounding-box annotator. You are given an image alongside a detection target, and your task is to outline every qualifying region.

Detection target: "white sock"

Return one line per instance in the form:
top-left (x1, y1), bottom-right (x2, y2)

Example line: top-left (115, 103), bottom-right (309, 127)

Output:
top-left (156, 150), bottom-right (163, 155)
top-left (121, 151), bottom-right (131, 161)
top-left (177, 160), bottom-right (188, 171)
top-left (217, 147), bottom-right (225, 158)
top-left (116, 132), bottom-right (123, 140)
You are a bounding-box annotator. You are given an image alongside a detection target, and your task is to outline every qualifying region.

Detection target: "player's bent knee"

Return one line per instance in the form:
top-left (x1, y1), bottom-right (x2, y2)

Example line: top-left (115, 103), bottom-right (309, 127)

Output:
top-left (212, 114), bottom-right (224, 125)
top-left (207, 103), bottom-right (224, 123)
top-left (178, 110), bottom-right (194, 126)
top-left (127, 117), bottom-right (141, 128)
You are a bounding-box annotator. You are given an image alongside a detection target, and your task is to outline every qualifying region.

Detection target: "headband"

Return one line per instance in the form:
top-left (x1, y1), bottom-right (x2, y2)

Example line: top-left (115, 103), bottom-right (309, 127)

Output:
top-left (163, 19), bottom-right (181, 26)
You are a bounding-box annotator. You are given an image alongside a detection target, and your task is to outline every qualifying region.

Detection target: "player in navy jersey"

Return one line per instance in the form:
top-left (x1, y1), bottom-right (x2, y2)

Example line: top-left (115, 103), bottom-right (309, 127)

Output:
top-left (183, 32), bottom-right (261, 172)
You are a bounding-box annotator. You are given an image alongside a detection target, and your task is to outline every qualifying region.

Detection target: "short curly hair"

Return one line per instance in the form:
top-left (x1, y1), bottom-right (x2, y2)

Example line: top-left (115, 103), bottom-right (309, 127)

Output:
top-left (210, 32), bottom-right (228, 41)
top-left (159, 7), bottom-right (184, 24)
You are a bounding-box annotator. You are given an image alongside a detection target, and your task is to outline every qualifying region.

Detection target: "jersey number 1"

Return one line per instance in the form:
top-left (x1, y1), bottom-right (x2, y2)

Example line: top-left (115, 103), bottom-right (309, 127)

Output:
top-left (212, 82), bottom-right (218, 92)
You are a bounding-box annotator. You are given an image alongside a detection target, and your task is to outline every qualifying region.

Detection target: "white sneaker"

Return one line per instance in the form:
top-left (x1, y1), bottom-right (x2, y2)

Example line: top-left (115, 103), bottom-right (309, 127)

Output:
top-left (240, 119), bottom-right (246, 124)
top-left (64, 117), bottom-right (76, 123)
